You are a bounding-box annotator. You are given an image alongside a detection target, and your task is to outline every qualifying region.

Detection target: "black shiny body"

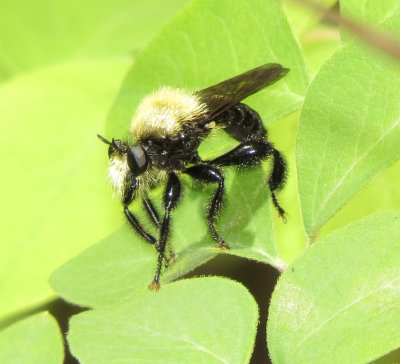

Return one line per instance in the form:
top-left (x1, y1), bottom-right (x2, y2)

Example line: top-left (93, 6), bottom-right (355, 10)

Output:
top-left (126, 103), bottom-right (287, 289)
top-left (104, 63), bottom-right (289, 289)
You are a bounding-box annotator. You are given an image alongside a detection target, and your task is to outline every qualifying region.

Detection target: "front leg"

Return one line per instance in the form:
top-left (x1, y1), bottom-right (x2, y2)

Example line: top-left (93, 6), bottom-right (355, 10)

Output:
top-left (149, 172), bottom-right (181, 290)
top-left (123, 179), bottom-right (174, 268)
top-left (123, 178), bottom-right (158, 246)
top-left (143, 196), bottom-right (176, 266)
top-left (124, 207), bottom-right (157, 245)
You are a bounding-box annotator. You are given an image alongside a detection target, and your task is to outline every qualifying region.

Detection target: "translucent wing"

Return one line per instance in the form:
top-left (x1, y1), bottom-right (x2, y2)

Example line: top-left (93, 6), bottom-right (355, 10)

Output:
top-left (196, 63), bottom-right (289, 121)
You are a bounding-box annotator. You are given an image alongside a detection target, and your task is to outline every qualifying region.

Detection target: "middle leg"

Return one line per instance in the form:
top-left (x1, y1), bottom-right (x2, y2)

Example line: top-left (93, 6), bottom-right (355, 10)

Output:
top-left (213, 103), bottom-right (287, 219)
top-left (149, 172), bottom-right (181, 290)
top-left (143, 197), bottom-right (160, 227)
top-left (143, 196), bottom-right (176, 265)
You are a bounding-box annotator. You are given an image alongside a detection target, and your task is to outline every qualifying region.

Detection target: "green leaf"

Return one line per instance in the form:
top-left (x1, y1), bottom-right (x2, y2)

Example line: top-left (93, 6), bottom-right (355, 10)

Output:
top-left (51, 163), bottom-right (285, 308)
top-left (340, 0), bottom-right (400, 40)
top-left (301, 24), bottom-right (341, 77)
top-left (297, 40), bottom-right (400, 236)
top-left (51, 225), bottom-right (163, 307)
top-left (340, 0), bottom-right (400, 25)
top-left (283, 0), bottom-right (337, 37)
top-left (0, 0), bottom-right (189, 81)
top-left (267, 211), bottom-right (400, 364)
top-left (322, 158), bottom-right (400, 236)
top-left (68, 277), bottom-right (258, 364)
top-left (283, 0), bottom-right (341, 78)
top-left (0, 59), bottom-right (129, 320)
top-left (0, 312), bottom-right (64, 364)
top-left (106, 0), bottom-right (308, 136)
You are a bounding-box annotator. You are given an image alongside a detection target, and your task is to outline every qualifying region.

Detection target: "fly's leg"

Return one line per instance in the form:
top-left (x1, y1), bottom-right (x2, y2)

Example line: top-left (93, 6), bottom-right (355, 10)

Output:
top-left (143, 197), bottom-right (176, 265)
top-left (183, 164), bottom-right (229, 249)
top-left (208, 131), bottom-right (287, 221)
top-left (148, 173), bottom-right (181, 290)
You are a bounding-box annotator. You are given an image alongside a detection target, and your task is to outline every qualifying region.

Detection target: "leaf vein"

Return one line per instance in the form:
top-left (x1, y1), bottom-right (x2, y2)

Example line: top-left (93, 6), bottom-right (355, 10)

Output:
top-left (316, 116), bottom-right (400, 223)
top-left (289, 274), bottom-right (400, 358)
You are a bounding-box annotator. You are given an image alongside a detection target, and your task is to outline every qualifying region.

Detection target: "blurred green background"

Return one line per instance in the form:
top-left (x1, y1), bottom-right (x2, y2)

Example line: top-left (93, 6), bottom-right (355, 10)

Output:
top-left (0, 0), bottom-right (190, 323)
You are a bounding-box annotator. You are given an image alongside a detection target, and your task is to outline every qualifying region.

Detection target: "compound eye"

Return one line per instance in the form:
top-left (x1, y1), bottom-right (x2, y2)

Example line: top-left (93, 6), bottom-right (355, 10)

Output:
top-left (126, 146), bottom-right (148, 176)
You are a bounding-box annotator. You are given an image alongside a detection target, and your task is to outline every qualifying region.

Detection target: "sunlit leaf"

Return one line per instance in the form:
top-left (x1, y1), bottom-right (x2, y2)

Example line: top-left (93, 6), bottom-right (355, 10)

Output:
top-left (297, 40), bottom-right (400, 236)
top-left (340, 0), bottom-right (400, 40)
top-left (268, 211), bottom-right (400, 364)
top-left (68, 277), bottom-right (258, 364)
top-left (0, 60), bottom-right (129, 320)
top-left (0, 312), bottom-right (63, 364)
top-left (0, 0), bottom-right (188, 81)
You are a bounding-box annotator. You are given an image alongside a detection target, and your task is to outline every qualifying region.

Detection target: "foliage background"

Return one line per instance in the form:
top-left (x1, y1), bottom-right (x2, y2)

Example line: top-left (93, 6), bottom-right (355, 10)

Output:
top-left (0, 0), bottom-right (399, 363)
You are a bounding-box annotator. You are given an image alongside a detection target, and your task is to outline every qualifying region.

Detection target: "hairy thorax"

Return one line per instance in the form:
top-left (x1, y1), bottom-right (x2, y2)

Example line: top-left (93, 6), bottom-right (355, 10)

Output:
top-left (130, 87), bottom-right (208, 139)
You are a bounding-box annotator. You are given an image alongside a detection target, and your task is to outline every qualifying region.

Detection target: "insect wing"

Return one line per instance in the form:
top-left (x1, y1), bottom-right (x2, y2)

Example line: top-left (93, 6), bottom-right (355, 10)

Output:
top-left (196, 63), bottom-right (288, 121)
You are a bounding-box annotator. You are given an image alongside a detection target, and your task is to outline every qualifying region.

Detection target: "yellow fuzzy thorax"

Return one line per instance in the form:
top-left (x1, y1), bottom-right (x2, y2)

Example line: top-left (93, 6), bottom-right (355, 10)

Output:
top-left (130, 87), bottom-right (208, 139)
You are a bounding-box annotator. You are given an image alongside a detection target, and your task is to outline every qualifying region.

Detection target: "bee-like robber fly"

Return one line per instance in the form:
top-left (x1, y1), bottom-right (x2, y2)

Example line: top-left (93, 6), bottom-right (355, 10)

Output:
top-left (98, 63), bottom-right (289, 290)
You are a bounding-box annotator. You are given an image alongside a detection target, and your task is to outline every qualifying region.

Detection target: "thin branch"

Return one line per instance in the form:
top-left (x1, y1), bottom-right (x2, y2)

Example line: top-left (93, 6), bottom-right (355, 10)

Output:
top-left (291, 0), bottom-right (400, 62)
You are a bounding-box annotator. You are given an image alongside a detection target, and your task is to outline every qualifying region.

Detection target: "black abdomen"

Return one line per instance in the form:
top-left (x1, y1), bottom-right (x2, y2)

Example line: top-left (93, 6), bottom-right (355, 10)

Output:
top-left (214, 103), bottom-right (267, 141)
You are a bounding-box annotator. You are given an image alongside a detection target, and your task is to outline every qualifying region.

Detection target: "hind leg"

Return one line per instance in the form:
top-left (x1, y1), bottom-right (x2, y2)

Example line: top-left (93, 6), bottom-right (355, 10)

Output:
top-left (211, 104), bottom-right (287, 220)
top-left (183, 164), bottom-right (229, 249)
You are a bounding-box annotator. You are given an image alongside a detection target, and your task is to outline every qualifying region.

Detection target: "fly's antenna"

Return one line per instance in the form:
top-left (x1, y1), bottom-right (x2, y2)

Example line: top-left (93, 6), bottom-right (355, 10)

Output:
top-left (97, 134), bottom-right (111, 145)
top-left (97, 134), bottom-right (124, 153)
top-left (111, 139), bottom-right (123, 153)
